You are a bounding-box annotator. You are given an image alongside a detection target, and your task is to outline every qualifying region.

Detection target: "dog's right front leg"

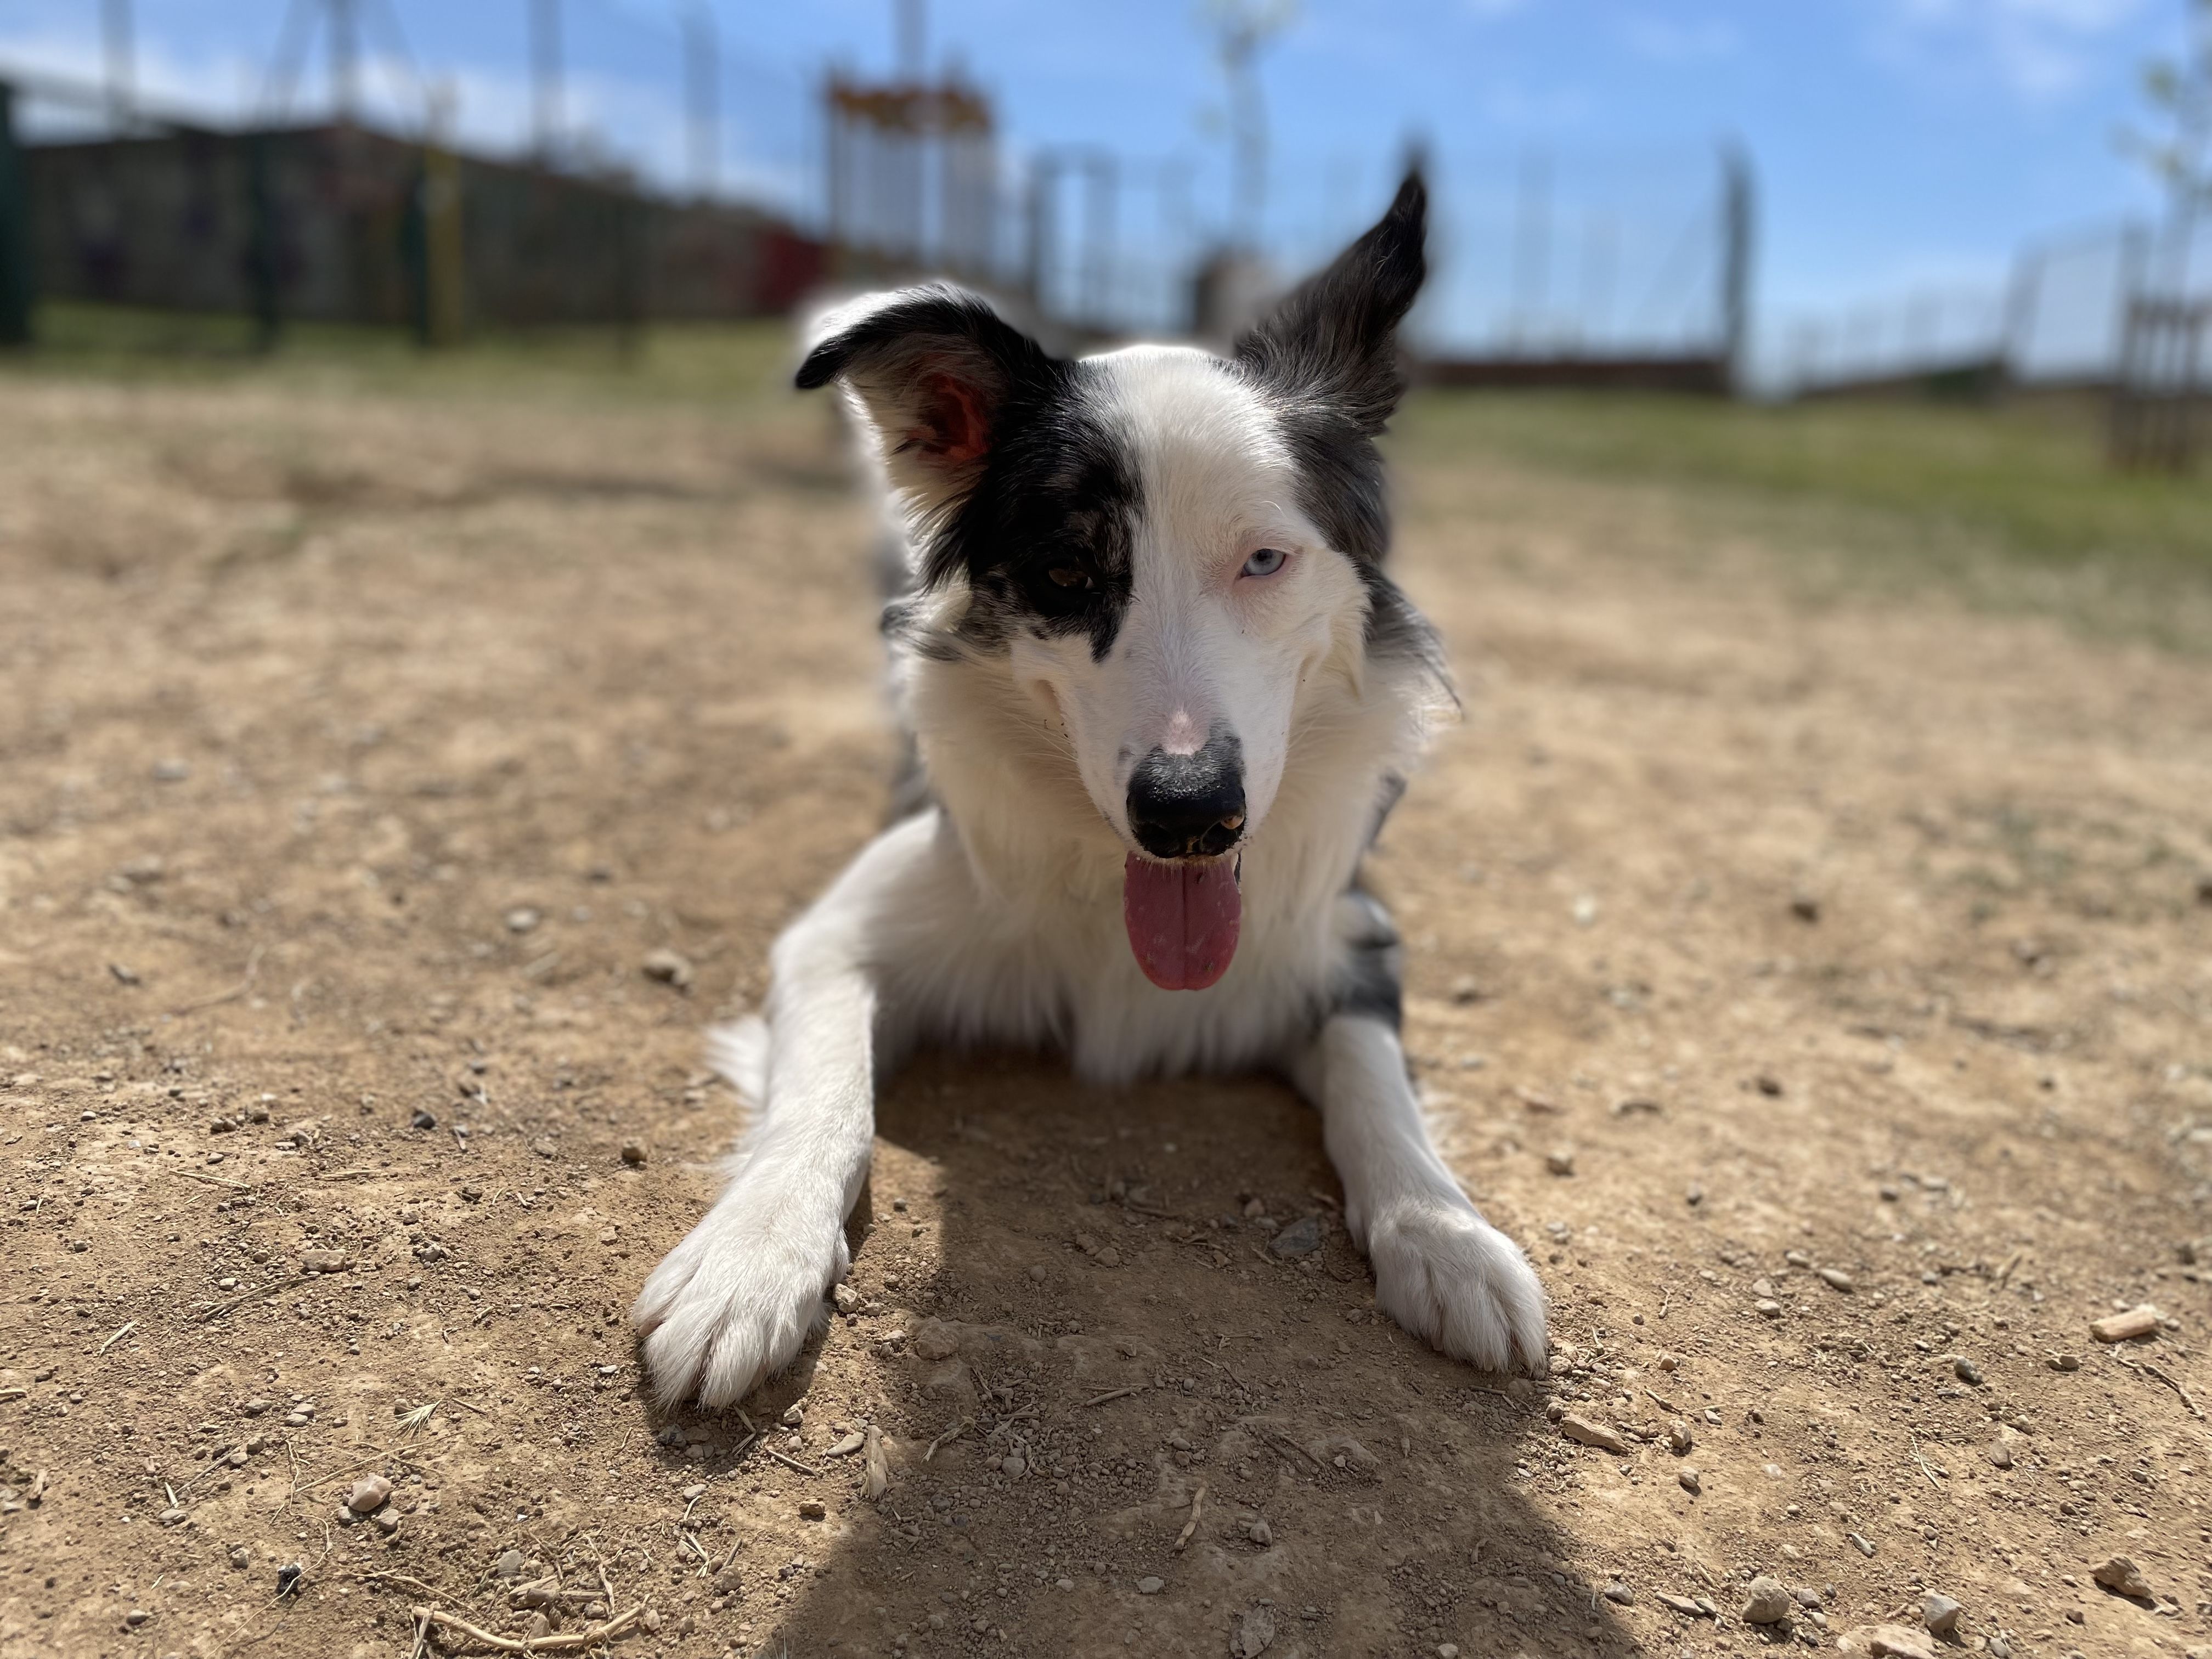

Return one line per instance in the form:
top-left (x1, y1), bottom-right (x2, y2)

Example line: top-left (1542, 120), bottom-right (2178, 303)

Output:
top-left (633, 817), bottom-right (934, 1409)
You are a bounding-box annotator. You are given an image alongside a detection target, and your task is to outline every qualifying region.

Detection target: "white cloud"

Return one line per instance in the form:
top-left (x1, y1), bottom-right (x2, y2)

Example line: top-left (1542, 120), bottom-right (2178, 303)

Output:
top-left (1619, 15), bottom-right (1742, 64)
top-left (1874, 0), bottom-right (2147, 99)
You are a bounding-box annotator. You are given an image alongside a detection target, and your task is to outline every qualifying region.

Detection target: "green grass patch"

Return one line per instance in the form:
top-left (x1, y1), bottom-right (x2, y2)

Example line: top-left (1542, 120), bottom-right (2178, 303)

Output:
top-left (3, 300), bottom-right (796, 409)
top-left (1397, 389), bottom-right (2212, 574)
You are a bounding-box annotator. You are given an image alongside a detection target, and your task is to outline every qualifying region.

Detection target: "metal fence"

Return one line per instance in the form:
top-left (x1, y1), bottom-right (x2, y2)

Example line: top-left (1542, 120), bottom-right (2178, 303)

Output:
top-left (835, 137), bottom-right (1753, 383)
top-left (1777, 217), bottom-right (2212, 402)
top-left (0, 66), bottom-right (824, 342)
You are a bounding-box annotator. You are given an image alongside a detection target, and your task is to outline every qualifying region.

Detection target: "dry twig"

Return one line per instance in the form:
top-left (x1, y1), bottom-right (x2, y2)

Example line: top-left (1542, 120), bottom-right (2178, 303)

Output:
top-left (172, 945), bottom-right (264, 1017)
top-left (1173, 1482), bottom-right (1207, 1551)
top-left (410, 1602), bottom-right (644, 1653)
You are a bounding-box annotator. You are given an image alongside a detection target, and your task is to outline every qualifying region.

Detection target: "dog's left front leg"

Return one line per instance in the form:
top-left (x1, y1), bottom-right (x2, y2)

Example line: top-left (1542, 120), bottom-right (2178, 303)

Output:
top-left (633, 819), bottom-right (930, 1409)
top-left (1297, 1009), bottom-right (1551, 1377)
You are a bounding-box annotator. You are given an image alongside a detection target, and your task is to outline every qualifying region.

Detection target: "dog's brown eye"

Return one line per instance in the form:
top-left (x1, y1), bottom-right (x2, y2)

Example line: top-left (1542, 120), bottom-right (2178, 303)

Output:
top-left (1048, 565), bottom-right (1092, 590)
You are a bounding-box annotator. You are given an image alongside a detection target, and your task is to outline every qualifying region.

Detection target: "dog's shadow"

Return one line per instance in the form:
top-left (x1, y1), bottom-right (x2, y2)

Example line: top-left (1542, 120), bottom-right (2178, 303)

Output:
top-left (652, 1046), bottom-right (1645, 1658)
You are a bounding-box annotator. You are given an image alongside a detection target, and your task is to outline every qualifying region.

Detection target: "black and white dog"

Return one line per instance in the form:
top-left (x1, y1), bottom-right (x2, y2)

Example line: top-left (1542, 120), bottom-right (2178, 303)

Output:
top-left (634, 171), bottom-right (1548, 1409)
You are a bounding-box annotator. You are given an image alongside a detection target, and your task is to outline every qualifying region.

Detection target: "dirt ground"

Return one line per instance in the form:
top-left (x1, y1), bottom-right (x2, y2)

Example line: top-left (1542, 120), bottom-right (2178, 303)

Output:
top-left (4, 352), bottom-right (2212, 1659)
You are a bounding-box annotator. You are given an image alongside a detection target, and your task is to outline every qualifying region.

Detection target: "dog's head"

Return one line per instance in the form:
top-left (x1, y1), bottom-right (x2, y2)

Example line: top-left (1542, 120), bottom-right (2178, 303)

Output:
top-left (798, 170), bottom-right (1436, 990)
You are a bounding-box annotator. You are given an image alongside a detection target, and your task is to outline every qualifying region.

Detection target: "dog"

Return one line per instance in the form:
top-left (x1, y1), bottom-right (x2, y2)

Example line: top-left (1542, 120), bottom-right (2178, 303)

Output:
top-left (632, 169), bottom-right (1549, 1409)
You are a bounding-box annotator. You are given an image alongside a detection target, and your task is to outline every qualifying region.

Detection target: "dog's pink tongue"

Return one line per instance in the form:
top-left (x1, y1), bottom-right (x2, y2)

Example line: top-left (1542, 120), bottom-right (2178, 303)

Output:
top-left (1122, 855), bottom-right (1241, 991)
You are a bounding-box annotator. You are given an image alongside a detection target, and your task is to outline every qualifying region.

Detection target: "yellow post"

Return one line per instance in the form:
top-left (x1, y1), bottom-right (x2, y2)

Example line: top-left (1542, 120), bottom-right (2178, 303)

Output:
top-left (421, 140), bottom-right (465, 346)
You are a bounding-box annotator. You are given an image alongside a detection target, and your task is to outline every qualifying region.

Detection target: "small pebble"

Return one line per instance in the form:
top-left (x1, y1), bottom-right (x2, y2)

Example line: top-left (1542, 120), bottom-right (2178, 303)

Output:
top-left (1602, 1582), bottom-right (1634, 1605)
top-left (641, 949), bottom-right (694, 990)
top-left (2090, 1306), bottom-right (2160, 1343)
top-left (504, 907), bottom-right (541, 934)
top-left (1740, 1576), bottom-right (1792, 1624)
top-left (619, 1141), bottom-right (647, 1166)
top-left (346, 1474), bottom-right (392, 1514)
top-left (1677, 1468), bottom-right (1701, 1495)
top-left (1136, 1575), bottom-right (1164, 1595)
top-left (1558, 1414), bottom-right (1629, 1454)
top-left (798, 1500), bottom-right (826, 1521)
top-left (409, 1108), bottom-right (437, 1130)
top-left (1848, 1532), bottom-right (1876, 1558)
top-left (2047, 1352), bottom-right (2081, 1372)
top-left (1953, 1356), bottom-right (1982, 1385)
top-left (1817, 1267), bottom-right (1854, 1291)
top-left (1921, 1593), bottom-right (1962, 1635)
top-left (2092, 1555), bottom-right (2151, 1599)
top-left (1268, 1216), bottom-right (1321, 1259)
top-left (1229, 1605), bottom-right (1276, 1658)
top-left (1545, 1148), bottom-right (1576, 1177)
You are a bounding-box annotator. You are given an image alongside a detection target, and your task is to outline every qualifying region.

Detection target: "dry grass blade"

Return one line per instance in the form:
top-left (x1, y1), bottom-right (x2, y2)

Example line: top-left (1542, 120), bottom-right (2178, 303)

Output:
top-left (923, 1417), bottom-right (972, 1462)
top-left (170, 1167), bottom-right (253, 1190)
top-left (411, 1602), bottom-right (645, 1653)
top-left (172, 943), bottom-right (264, 1016)
top-left (764, 1447), bottom-right (823, 1477)
top-left (198, 1273), bottom-right (319, 1323)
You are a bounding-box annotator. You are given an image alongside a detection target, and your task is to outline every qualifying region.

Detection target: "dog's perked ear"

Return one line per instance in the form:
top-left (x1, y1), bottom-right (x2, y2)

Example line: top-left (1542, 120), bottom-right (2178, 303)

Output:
top-left (795, 284), bottom-right (1062, 514)
top-left (1233, 168), bottom-right (1427, 438)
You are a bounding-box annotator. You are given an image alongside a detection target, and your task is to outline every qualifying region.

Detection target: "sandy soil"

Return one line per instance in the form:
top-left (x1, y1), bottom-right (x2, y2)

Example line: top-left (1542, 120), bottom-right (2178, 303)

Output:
top-left (4, 362), bottom-right (2212, 1659)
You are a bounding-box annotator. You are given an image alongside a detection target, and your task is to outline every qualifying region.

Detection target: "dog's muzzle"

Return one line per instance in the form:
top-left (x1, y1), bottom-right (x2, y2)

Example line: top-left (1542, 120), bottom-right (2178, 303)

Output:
top-left (1126, 730), bottom-right (1245, 861)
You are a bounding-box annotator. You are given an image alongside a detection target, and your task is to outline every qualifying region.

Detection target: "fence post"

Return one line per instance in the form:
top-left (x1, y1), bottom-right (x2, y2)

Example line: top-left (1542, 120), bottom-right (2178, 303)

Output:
top-left (245, 131), bottom-right (282, 350)
top-left (2001, 244), bottom-right (2042, 385)
top-left (1719, 141), bottom-right (1755, 396)
top-left (0, 81), bottom-right (35, 346)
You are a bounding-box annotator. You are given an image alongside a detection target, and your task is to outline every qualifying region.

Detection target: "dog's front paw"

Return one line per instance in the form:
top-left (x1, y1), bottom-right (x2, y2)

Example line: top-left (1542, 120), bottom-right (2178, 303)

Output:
top-left (631, 1175), bottom-right (849, 1409)
top-left (1364, 1189), bottom-right (1548, 1376)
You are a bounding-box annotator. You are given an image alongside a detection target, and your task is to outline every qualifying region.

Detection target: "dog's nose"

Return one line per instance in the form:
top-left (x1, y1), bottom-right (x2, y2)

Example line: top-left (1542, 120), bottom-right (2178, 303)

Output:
top-left (1127, 732), bottom-right (1246, 860)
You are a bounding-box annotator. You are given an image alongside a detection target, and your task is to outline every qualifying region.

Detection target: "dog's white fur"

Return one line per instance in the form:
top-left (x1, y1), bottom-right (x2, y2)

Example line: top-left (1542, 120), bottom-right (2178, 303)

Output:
top-left (632, 306), bottom-right (1548, 1410)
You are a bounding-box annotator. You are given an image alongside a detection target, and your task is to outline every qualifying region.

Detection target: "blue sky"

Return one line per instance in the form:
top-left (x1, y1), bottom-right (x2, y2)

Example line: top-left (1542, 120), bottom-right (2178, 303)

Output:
top-left (1, 0), bottom-right (2190, 360)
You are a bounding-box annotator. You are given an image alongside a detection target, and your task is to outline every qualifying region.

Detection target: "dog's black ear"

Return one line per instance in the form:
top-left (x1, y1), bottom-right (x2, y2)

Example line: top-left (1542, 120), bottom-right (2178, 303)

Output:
top-left (797, 285), bottom-right (1059, 510)
top-left (1234, 168), bottom-right (1427, 436)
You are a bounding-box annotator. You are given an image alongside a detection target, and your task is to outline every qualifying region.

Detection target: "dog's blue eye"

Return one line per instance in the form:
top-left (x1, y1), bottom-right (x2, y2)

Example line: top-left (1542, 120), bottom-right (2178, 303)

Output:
top-left (1242, 548), bottom-right (1288, 578)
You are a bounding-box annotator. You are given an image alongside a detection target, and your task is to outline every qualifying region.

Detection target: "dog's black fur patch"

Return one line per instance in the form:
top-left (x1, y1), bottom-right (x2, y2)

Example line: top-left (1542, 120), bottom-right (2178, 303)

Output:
top-left (943, 366), bottom-right (1139, 663)
top-left (800, 289), bottom-right (1139, 664)
top-left (1233, 171), bottom-right (1447, 685)
top-left (1330, 887), bottom-right (1406, 1030)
